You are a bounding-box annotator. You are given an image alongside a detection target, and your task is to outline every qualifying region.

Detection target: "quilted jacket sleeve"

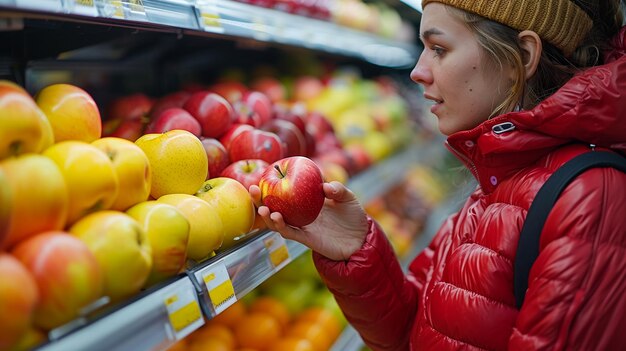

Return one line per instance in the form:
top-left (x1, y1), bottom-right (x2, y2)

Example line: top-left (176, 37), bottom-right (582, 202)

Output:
top-left (509, 166), bottom-right (626, 351)
top-left (313, 215), bottom-right (455, 351)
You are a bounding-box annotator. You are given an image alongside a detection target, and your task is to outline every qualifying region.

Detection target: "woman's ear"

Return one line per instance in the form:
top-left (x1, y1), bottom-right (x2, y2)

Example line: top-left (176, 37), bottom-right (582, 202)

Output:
top-left (518, 30), bottom-right (542, 79)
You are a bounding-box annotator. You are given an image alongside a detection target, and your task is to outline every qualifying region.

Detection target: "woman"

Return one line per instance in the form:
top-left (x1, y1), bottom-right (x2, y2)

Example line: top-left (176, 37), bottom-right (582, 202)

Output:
top-left (251, 0), bottom-right (626, 349)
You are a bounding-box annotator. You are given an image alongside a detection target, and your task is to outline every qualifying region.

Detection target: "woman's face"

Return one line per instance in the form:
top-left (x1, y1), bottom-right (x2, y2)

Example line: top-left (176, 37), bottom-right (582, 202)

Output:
top-left (411, 3), bottom-right (513, 135)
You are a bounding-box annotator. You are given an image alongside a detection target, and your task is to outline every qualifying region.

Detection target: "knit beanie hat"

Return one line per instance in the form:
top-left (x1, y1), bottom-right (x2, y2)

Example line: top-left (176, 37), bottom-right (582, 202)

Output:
top-left (421, 0), bottom-right (593, 56)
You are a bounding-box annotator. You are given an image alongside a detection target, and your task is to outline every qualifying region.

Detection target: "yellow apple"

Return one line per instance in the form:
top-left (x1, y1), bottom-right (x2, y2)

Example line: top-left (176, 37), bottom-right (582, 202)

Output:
top-left (0, 154), bottom-right (68, 250)
top-left (195, 177), bottom-right (255, 250)
top-left (35, 83), bottom-right (101, 142)
top-left (135, 130), bottom-right (208, 199)
top-left (359, 131), bottom-right (393, 162)
top-left (126, 201), bottom-right (189, 287)
top-left (0, 169), bottom-right (12, 246)
top-left (69, 210), bottom-right (152, 302)
top-left (157, 194), bottom-right (224, 262)
top-left (43, 141), bottom-right (119, 225)
top-left (0, 80), bottom-right (53, 159)
top-left (92, 137), bottom-right (152, 211)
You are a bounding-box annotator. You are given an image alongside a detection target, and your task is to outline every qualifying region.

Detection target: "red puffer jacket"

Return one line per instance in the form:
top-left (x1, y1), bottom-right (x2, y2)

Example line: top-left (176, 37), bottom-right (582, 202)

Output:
top-left (314, 28), bottom-right (626, 351)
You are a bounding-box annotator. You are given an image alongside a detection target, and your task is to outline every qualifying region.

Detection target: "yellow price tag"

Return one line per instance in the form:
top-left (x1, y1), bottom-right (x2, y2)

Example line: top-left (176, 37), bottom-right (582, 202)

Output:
top-left (199, 263), bottom-right (237, 314)
top-left (168, 301), bottom-right (202, 332)
top-left (75, 0), bottom-right (94, 6)
top-left (208, 280), bottom-right (235, 310)
top-left (110, 0), bottom-right (124, 18)
top-left (202, 13), bottom-right (221, 28)
top-left (264, 234), bottom-right (290, 270)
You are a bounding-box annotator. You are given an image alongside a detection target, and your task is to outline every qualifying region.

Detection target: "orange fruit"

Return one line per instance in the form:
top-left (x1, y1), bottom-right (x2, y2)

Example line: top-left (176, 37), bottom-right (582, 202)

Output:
top-left (189, 323), bottom-right (236, 350)
top-left (271, 337), bottom-right (315, 351)
top-left (286, 321), bottom-right (332, 351)
top-left (248, 296), bottom-right (291, 330)
top-left (167, 338), bottom-right (188, 351)
top-left (211, 300), bottom-right (246, 328)
top-left (233, 312), bottom-right (281, 350)
top-left (296, 308), bottom-right (342, 341)
top-left (187, 338), bottom-right (232, 351)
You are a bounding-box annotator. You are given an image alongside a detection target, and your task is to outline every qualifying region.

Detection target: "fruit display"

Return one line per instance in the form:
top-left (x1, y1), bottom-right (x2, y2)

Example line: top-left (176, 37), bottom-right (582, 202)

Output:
top-left (0, 1), bottom-right (451, 350)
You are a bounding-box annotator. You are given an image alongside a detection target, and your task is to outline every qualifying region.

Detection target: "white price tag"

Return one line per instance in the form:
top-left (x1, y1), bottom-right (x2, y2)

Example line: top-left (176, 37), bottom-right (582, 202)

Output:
top-left (264, 233), bottom-right (290, 271)
top-left (198, 263), bottom-right (237, 314)
top-left (162, 280), bottom-right (204, 340)
top-left (68, 0), bottom-right (99, 16)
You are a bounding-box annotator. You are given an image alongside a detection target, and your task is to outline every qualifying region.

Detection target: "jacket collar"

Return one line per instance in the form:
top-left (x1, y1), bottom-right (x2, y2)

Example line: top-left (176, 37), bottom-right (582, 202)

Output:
top-left (446, 27), bottom-right (626, 194)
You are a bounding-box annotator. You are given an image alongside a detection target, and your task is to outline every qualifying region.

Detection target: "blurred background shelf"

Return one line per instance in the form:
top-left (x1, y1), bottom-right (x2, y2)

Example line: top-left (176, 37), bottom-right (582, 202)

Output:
top-left (0, 0), bottom-right (419, 68)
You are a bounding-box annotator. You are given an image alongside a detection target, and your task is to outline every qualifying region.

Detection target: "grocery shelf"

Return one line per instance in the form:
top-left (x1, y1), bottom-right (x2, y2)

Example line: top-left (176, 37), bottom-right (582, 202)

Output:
top-left (0, 0), bottom-right (418, 68)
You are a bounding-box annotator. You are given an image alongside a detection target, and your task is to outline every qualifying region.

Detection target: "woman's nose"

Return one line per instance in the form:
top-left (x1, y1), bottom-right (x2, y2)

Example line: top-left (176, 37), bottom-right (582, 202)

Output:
top-left (410, 56), bottom-right (433, 85)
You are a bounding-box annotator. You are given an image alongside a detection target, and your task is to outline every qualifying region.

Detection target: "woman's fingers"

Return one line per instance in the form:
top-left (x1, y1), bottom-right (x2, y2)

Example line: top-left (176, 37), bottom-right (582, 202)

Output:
top-left (248, 185), bottom-right (263, 208)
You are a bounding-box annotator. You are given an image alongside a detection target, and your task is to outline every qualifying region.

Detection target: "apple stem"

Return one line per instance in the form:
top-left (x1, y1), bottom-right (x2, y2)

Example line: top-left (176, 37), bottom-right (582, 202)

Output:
top-left (203, 183), bottom-right (213, 191)
top-left (274, 164), bottom-right (285, 178)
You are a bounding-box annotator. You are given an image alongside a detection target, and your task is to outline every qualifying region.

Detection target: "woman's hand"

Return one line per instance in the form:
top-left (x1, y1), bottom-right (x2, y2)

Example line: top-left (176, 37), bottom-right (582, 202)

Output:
top-left (249, 181), bottom-right (369, 261)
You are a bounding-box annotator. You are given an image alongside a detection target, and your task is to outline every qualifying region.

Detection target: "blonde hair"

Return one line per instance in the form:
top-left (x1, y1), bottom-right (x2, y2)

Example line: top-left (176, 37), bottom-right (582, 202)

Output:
top-left (446, 1), bottom-right (624, 117)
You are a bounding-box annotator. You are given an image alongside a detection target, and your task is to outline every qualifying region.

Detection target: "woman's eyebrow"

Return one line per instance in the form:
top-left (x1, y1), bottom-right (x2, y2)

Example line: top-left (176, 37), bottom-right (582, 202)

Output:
top-left (420, 28), bottom-right (444, 41)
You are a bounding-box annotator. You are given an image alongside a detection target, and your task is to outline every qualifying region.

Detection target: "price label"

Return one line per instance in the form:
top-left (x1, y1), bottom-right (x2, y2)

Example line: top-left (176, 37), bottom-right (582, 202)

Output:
top-left (69, 0), bottom-right (99, 16)
top-left (105, 0), bottom-right (125, 19)
top-left (200, 263), bottom-right (236, 314)
top-left (162, 281), bottom-right (203, 340)
top-left (128, 0), bottom-right (145, 14)
top-left (198, 1), bottom-right (224, 34)
top-left (264, 234), bottom-right (290, 270)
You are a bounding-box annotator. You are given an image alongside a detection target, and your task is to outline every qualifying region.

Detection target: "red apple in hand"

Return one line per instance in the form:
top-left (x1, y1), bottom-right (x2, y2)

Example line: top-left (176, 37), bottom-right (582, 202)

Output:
top-left (228, 129), bottom-right (284, 164)
top-left (183, 91), bottom-right (233, 138)
top-left (220, 159), bottom-right (269, 190)
top-left (145, 108), bottom-right (202, 136)
top-left (201, 137), bottom-right (230, 179)
top-left (259, 156), bottom-right (324, 227)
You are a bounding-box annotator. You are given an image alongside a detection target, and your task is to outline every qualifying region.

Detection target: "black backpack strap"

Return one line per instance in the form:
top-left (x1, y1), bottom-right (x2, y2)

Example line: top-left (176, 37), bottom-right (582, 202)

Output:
top-left (514, 151), bottom-right (626, 309)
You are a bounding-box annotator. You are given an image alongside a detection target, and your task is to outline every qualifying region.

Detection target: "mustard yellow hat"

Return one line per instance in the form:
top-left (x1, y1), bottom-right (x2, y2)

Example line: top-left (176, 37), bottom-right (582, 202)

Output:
top-left (421, 0), bottom-right (593, 56)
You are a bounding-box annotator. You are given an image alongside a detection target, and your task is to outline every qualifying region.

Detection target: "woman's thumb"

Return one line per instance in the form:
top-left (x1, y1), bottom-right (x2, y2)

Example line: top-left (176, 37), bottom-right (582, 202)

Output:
top-left (324, 181), bottom-right (356, 202)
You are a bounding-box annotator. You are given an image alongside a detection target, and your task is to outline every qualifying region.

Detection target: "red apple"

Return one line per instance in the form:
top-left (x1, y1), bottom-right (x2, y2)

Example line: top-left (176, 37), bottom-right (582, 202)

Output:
top-left (145, 107), bottom-right (202, 136)
top-left (219, 123), bottom-right (255, 149)
top-left (231, 100), bottom-right (262, 127)
top-left (242, 91), bottom-right (273, 125)
top-left (184, 91), bottom-right (233, 138)
top-left (260, 119), bottom-right (306, 157)
top-left (251, 77), bottom-right (287, 103)
top-left (315, 148), bottom-right (354, 175)
top-left (344, 144), bottom-right (372, 174)
top-left (201, 137), bottom-right (230, 179)
top-left (220, 159), bottom-right (269, 190)
top-left (107, 93), bottom-right (153, 121)
top-left (228, 129), bottom-right (284, 164)
top-left (314, 132), bottom-right (342, 155)
top-left (259, 156), bottom-right (325, 227)
top-left (149, 91), bottom-right (191, 120)
top-left (209, 81), bottom-right (248, 103)
top-left (274, 104), bottom-right (307, 135)
top-left (12, 231), bottom-right (104, 330)
top-left (293, 75), bottom-right (324, 102)
top-left (103, 118), bottom-right (145, 141)
top-left (305, 111), bottom-right (335, 139)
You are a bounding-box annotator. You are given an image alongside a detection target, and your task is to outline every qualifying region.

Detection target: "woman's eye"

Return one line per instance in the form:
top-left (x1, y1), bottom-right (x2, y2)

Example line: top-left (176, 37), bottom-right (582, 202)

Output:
top-left (432, 46), bottom-right (445, 57)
